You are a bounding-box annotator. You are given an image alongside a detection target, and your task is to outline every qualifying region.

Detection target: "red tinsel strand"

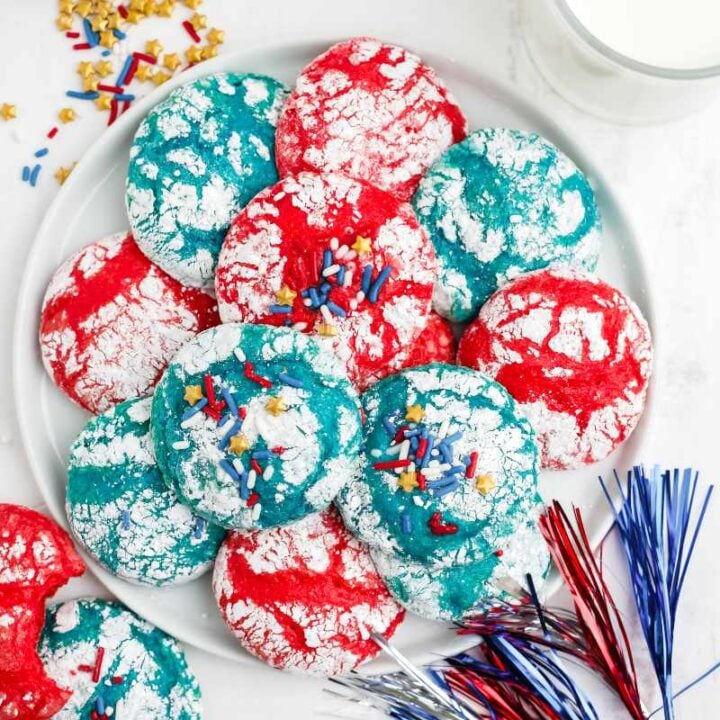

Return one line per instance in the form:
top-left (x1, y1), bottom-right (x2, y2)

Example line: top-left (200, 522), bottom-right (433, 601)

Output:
top-left (539, 502), bottom-right (645, 720)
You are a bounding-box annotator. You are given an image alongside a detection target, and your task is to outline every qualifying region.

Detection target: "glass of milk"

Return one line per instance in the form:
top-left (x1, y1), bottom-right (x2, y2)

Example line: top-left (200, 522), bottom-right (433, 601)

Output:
top-left (520, 0), bottom-right (720, 123)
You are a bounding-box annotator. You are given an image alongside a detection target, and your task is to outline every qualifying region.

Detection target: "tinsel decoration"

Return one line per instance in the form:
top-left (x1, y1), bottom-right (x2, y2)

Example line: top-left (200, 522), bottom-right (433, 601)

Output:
top-left (601, 466), bottom-right (714, 720)
top-left (538, 501), bottom-right (645, 720)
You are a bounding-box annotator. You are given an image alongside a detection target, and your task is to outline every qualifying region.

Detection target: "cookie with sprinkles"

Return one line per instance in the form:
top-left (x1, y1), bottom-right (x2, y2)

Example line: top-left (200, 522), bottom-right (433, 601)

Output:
top-left (371, 508), bottom-right (549, 621)
top-left (66, 397), bottom-right (225, 586)
top-left (275, 37), bottom-right (467, 200)
top-left (335, 363), bottom-right (539, 568)
top-left (39, 232), bottom-right (219, 414)
top-left (151, 323), bottom-right (363, 530)
top-left (126, 72), bottom-right (288, 288)
top-left (413, 128), bottom-right (602, 322)
top-left (458, 268), bottom-right (653, 469)
top-left (212, 508), bottom-right (404, 675)
top-left (39, 599), bottom-right (202, 719)
top-left (215, 172), bottom-right (438, 390)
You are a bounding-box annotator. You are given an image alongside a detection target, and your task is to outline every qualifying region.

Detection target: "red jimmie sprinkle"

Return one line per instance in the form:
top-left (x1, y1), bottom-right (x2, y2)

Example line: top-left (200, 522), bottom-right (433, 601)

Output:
top-left (111, 676), bottom-right (124, 684)
top-left (416, 472), bottom-right (426, 490)
top-left (65, 31), bottom-right (80, 38)
top-left (243, 362), bottom-right (272, 388)
top-left (250, 459), bottom-right (262, 476)
top-left (393, 425), bottom-right (408, 443)
top-left (132, 51), bottom-right (157, 65)
top-left (98, 84), bottom-right (124, 94)
top-left (416, 437), bottom-right (428, 459)
top-left (428, 512), bottom-right (458, 536)
top-left (117, 4), bottom-right (128, 18)
top-left (203, 374), bottom-right (216, 405)
top-left (91, 711), bottom-right (99, 720)
top-left (72, 42), bottom-right (91, 50)
top-left (125, 57), bottom-right (139, 84)
top-left (247, 492), bottom-right (260, 507)
top-left (238, 406), bottom-right (247, 420)
top-left (182, 20), bottom-right (201, 43)
top-left (373, 459), bottom-right (411, 471)
top-left (271, 446), bottom-right (285, 454)
top-left (465, 451), bottom-right (479, 478)
top-left (77, 664), bottom-right (93, 673)
top-left (121, 100), bottom-right (131, 114)
top-left (47, 127), bottom-right (59, 139)
top-left (108, 99), bottom-right (118, 126)
top-left (494, 549), bottom-right (504, 557)
top-left (92, 646), bottom-right (105, 682)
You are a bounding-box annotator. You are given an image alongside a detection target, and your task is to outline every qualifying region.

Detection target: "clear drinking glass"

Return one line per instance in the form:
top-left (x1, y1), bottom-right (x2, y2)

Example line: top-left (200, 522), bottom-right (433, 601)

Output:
top-left (519, 0), bottom-right (720, 124)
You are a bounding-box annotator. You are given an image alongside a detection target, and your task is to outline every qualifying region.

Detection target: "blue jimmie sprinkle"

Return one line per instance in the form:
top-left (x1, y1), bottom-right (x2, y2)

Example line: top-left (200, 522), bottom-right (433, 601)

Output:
top-left (325, 301), bottom-right (346, 317)
top-left (403, 429), bottom-right (421, 438)
top-left (337, 265), bottom-right (346, 285)
top-left (116, 55), bottom-right (134, 86)
top-left (438, 442), bottom-right (452, 463)
top-left (368, 266), bottom-right (392, 303)
top-left (432, 480), bottom-right (460, 498)
top-left (114, 93), bottom-right (135, 102)
top-left (283, 318), bottom-right (292, 326)
top-left (95, 696), bottom-right (105, 714)
top-left (220, 387), bottom-right (238, 417)
top-left (181, 397), bottom-right (208, 421)
top-left (278, 372), bottom-right (303, 388)
top-left (444, 431), bottom-right (463, 445)
top-left (219, 460), bottom-right (240, 483)
top-left (361, 264), bottom-right (372, 295)
top-left (21, 166), bottom-right (30, 182)
top-left (270, 304), bottom-right (292, 314)
top-left (239, 473), bottom-right (249, 500)
top-left (308, 287), bottom-right (320, 308)
top-left (29, 165), bottom-right (41, 187)
top-left (66, 90), bottom-right (100, 100)
top-left (83, 18), bottom-right (99, 46)
top-left (193, 517), bottom-right (206, 539)
top-left (120, 510), bottom-right (131, 530)
top-left (401, 513), bottom-right (412, 534)
top-left (322, 249), bottom-right (332, 268)
top-left (218, 420), bottom-right (243, 451)
top-left (320, 281), bottom-right (331, 294)
top-left (34, 147), bottom-right (49, 158)
top-left (101, 49), bottom-right (111, 56)
top-left (420, 436), bottom-right (435, 468)
top-left (113, 29), bottom-right (127, 39)
top-left (251, 450), bottom-right (271, 460)
top-left (382, 417), bottom-right (397, 436)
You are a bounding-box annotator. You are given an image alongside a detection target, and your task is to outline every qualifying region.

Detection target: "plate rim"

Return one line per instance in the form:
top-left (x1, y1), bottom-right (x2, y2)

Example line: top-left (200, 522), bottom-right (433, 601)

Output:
top-left (13, 38), bottom-right (655, 672)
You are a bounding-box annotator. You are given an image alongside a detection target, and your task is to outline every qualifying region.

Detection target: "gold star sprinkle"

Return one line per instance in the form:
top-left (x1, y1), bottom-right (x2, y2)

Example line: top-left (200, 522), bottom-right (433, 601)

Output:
top-left (82, 76), bottom-right (99, 93)
top-left (129, 0), bottom-right (146, 10)
top-left (162, 53), bottom-right (181, 71)
top-left (351, 235), bottom-right (372, 255)
top-left (201, 44), bottom-right (217, 60)
top-left (56, 13), bottom-right (74, 30)
top-left (190, 12), bottom-right (207, 30)
top-left (275, 285), bottom-right (297, 306)
top-left (183, 0), bottom-right (203, 8)
top-left (125, 9), bottom-right (144, 23)
top-left (474, 473), bottom-right (496, 495)
top-left (229, 434), bottom-right (251, 456)
top-left (54, 165), bottom-right (73, 185)
top-left (90, 15), bottom-right (108, 32)
top-left (317, 322), bottom-right (338, 337)
top-left (152, 70), bottom-right (171, 86)
top-left (265, 396), bottom-right (288, 416)
top-left (134, 64), bottom-right (154, 82)
top-left (105, 12), bottom-right (124, 30)
top-left (58, 0), bottom-right (75, 14)
top-left (58, 107), bottom-right (76, 123)
top-left (145, 38), bottom-right (163, 57)
top-left (74, 0), bottom-right (92, 17)
top-left (77, 61), bottom-right (95, 78)
top-left (94, 59), bottom-right (113, 77)
top-left (185, 45), bottom-right (203, 64)
top-left (183, 385), bottom-right (204, 405)
top-left (0, 103), bottom-right (17, 121)
top-left (397, 471), bottom-right (419, 493)
top-left (405, 404), bottom-right (425, 423)
top-left (95, 93), bottom-right (113, 111)
top-left (99, 30), bottom-right (117, 48)
top-left (142, 0), bottom-right (157, 14)
top-left (206, 27), bottom-right (225, 45)
top-left (155, 0), bottom-right (174, 16)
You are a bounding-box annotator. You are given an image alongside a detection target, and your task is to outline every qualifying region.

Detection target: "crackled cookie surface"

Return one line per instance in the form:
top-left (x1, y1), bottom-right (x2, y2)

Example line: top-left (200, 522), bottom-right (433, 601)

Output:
top-left (413, 128), bottom-right (601, 322)
top-left (39, 599), bottom-right (202, 720)
top-left (152, 323), bottom-right (362, 530)
top-left (212, 509), bottom-right (404, 675)
top-left (458, 268), bottom-right (653, 469)
top-left (390, 312), bottom-right (457, 371)
top-left (67, 397), bottom-right (225, 586)
top-left (39, 232), bottom-right (219, 414)
top-left (371, 508), bottom-right (549, 621)
top-left (127, 73), bottom-right (288, 288)
top-left (336, 363), bottom-right (539, 568)
top-left (276, 38), bottom-right (467, 200)
top-left (215, 172), bottom-right (438, 389)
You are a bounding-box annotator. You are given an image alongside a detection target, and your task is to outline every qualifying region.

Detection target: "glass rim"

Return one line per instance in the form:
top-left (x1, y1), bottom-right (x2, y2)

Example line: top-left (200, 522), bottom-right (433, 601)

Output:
top-left (556, 0), bottom-right (720, 80)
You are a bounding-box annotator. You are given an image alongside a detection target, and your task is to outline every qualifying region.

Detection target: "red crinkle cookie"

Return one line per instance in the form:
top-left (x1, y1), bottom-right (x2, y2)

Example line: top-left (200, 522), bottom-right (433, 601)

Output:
top-left (0, 505), bottom-right (84, 719)
top-left (392, 312), bottom-right (457, 370)
top-left (212, 508), bottom-right (404, 676)
top-left (40, 232), bottom-right (219, 414)
top-left (457, 268), bottom-right (653, 470)
top-left (215, 172), bottom-right (438, 390)
top-left (276, 37), bottom-right (467, 201)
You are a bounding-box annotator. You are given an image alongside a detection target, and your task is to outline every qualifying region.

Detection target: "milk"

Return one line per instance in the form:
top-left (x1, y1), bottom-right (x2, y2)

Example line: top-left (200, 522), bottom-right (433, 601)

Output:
top-left (566, 0), bottom-right (720, 70)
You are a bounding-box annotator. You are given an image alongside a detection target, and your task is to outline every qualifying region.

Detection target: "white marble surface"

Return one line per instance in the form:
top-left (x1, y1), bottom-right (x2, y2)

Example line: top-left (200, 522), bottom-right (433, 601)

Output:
top-left (1, 1), bottom-right (719, 717)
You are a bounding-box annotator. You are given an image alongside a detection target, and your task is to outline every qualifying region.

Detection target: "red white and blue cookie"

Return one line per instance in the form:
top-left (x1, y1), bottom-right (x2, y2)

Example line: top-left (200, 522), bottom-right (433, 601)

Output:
top-left (0, 504), bottom-right (85, 719)
top-left (275, 38), bottom-right (467, 200)
top-left (212, 508), bottom-right (404, 675)
top-left (151, 323), bottom-right (363, 530)
top-left (458, 268), bottom-right (653, 469)
top-left (39, 232), bottom-right (219, 414)
top-left (215, 172), bottom-right (438, 390)
top-left (335, 363), bottom-right (540, 569)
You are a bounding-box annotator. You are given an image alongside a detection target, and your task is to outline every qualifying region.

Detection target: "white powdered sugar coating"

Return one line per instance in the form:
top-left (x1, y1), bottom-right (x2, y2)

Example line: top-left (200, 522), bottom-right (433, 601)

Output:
top-left (216, 172), bottom-right (437, 387)
top-left (39, 232), bottom-right (216, 414)
top-left (277, 38), bottom-right (466, 199)
top-left (212, 511), bottom-right (403, 676)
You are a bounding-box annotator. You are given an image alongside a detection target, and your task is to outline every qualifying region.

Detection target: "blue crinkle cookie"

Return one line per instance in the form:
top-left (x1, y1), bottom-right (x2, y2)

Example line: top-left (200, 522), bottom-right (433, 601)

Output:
top-left (152, 323), bottom-right (363, 530)
top-left (126, 72), bottom-right (288, 289)
top-left (66, 396), bottom-right (225, 586)
top-left (413, 128), bottom-right (601, 322)
top-left (39, 599), bottom-right (202, 719)
top-left (335, 363), bottom-right (539, 568)
top-left (370, 508), bottom-right (549, 621)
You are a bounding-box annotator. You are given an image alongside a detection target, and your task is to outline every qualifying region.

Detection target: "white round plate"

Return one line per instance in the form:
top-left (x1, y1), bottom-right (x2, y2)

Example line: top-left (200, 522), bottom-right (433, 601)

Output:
top-left (14, 41), bottom-right (654, 673)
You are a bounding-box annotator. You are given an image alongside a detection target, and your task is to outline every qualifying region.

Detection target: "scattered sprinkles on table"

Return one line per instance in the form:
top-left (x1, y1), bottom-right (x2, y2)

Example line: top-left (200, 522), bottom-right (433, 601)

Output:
top-left (213, 509), bottom-right (404, 676)
top-left (39, 599), bottom-right (202, 720)
top-left (215, 171), bottom-right (439, 389)
top-left (151, 323), bottom-right (363, 530)
top-left (336, 363), bottom-right (541, 569)
top-left (66, 397), bottom-right (225, 586)
top-left (458, 267), bottom-right (653, 469)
